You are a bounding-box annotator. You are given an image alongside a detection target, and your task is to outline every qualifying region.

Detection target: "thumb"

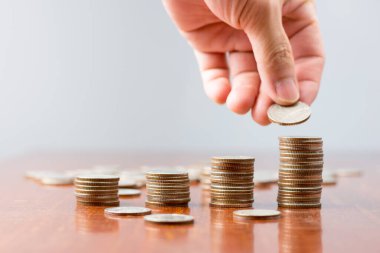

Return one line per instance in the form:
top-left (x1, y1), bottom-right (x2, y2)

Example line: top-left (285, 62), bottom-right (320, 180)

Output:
top-left (243, 1), bottom-right (299, 105)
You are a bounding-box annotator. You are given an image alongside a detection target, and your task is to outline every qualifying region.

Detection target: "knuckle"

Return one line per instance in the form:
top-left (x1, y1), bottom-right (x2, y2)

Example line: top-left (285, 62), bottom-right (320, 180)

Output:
top-left (265, 44), bottom-right (294, 71)
top-left (269, 45), bottom-right (292, 63)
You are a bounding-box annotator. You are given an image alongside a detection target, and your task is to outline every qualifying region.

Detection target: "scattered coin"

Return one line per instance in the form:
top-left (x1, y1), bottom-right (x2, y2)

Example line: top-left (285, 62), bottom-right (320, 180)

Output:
top-left (40, 174), bottom-right (74, 185)
top-left (268, 101), bottom-right (311, 126)
top-left (144, 214), bottom-right (194, 224)
top-left (254, 171), bottom-right (278, 185)
top-left (333, 168), bottom-right (362, 177)
top-left (118, 179), bottom-right (138, 188)
top-left (233, 209), bottom-right (281, 219)
top-left (118, 189), bottom-right (141, 197)
top-left (322, 176), bottom-right (337, 185)
top-left (104, 207), bottom-right (151, 216)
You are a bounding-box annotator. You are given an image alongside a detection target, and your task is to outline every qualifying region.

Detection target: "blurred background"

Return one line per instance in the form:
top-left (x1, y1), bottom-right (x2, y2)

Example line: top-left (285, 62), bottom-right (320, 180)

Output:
top-left (0, 0), bottom-right (378, 159)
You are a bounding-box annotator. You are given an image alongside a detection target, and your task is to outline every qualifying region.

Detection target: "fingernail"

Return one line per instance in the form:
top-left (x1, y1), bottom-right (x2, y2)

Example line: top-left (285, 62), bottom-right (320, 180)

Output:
top-left (275, 78), bottom-right (299, 103)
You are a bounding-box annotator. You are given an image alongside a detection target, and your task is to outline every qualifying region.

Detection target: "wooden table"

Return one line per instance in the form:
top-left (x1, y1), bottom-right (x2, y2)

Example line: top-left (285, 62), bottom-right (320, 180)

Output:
top-left (0, 152), bottom-right (379, 253)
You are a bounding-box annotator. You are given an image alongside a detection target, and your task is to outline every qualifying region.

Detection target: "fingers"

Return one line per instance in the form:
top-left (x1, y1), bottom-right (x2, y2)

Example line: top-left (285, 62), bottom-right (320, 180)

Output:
top-left (251, 91), bottom-right (272, 126)
top-left (194, 50), bottom-right (231, 104)
top-left (284, 1), bottom-right (325, 105)
top-left (296, 56), bottom-right (324, 105)
top-left (242, 1), bottom-right (299, 106)
top-left (226, 51), bottom-right (261, 114)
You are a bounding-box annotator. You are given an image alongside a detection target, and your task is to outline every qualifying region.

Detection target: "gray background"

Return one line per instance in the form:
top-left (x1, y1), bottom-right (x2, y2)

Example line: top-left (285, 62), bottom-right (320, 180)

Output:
top-left (0, 0), bottom-right (378, 158)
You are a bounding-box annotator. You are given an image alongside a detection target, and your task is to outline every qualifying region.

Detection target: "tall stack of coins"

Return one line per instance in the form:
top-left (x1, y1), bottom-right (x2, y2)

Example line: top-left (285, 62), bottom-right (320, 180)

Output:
top-left (145, 169), bottom-right (190, 206)
top-left (210, 156), bottom-right (255, 208)
top-left (74, 175), bottom-right (120, 206)
top-left (278, 137), bottom-right (323, 208)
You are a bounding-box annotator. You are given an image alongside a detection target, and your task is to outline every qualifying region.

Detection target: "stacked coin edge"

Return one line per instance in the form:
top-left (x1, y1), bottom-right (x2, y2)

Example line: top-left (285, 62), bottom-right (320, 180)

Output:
top-left (277, 137), bottom-right (323, 208)
top-left (210, 156), bottom-right (255, 208)
top-left (74, 175), bottom-right (120, 206)
top-left (145, 169), bottom-right (191, 207)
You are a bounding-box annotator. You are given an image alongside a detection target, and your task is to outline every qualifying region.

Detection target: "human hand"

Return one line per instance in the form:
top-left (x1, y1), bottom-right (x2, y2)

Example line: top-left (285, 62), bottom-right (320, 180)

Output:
top-left (163, 0), bottom-right (324, 125)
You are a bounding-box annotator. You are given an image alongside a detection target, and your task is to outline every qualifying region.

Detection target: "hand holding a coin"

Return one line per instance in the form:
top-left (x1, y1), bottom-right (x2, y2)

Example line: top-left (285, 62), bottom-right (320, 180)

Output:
top-left (163, 0), bottom-right (324, 125)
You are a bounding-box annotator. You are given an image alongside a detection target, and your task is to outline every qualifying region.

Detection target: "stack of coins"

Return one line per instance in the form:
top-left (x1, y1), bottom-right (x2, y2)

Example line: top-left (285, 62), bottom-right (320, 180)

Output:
top-left (210, 156), bottom-right (255, 208)
top-left (74, 175), bottom-right (120, 206)
top-left (145, 169), bottom-right (190, 206)
top-left (278, 137), bottom-right (323, 208)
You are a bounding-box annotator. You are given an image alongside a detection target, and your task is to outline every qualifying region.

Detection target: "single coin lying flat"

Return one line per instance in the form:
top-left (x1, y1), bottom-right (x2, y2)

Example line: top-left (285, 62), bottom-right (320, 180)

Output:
top-left (268, 101), bottom-right (311, 126)
top-left (105, 207), bottom-right (151, 216)
top-left (144, 214), bottom-right (194, 224)
top-left (40, 174), bottom-right (74, 185)
top-left (233, 209), bottom-right (281, 219)
top-left (118, 189), bottom-right (141, 197)
top-left (333, 168), bottom-right (362, 177)
top-left (322, 176), bottom-right (337, 185)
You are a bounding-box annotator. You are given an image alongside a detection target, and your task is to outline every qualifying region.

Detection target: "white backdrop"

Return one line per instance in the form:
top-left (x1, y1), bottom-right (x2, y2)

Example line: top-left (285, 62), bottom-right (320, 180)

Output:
top-left (0, 0), bottom-right (379, 158)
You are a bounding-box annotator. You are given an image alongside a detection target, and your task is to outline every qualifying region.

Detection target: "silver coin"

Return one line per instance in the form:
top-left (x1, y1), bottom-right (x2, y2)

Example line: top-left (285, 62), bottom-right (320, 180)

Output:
top-left (40, 174), bottom-right (74, 185)
top-left (333, 168), bottom-right (362, 177)
top-left (76, 174), bottom-right (119, 181)
top-left (233, 209), bottom-right (280, 219)
top-left (254, 171), bottom-right (278, 184)
top-left (104, 206), bottom-right (151, 216)
top-left (146, 169), bottom-right (188, 176)
top-left (268, 101), bottom-right (311, 125)
top-left (118, 189), bottom-right (141, 196)
top-left (212, 156), bottom-right (255, 161)
top-left (322, 176), bottom-right (337, 185)
top-left (144, 214), bottom-right (194, 224)
top-left (118, 179), bottom-right (137, 188)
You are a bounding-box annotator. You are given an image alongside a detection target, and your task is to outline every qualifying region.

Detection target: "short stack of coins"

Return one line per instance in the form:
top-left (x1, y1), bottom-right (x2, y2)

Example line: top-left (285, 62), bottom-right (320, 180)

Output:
top-left (210, 156), bottom-right (255, 208)
top-left (74, 175), bottom-right (120, 206)
top-left (145, 169), bottom-right (190, 206)
top-left (278, 137), bottom-right (323, 208)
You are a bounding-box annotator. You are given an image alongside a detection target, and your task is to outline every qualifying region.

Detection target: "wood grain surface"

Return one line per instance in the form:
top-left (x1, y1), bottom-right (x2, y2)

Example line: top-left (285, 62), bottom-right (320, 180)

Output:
top-left (0, 152), bottom-right (379, 253)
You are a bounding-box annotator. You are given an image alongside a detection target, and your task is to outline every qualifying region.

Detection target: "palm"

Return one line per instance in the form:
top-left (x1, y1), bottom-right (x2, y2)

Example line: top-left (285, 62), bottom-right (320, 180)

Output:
top-left (164, 0), bottom-right (324, 125)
